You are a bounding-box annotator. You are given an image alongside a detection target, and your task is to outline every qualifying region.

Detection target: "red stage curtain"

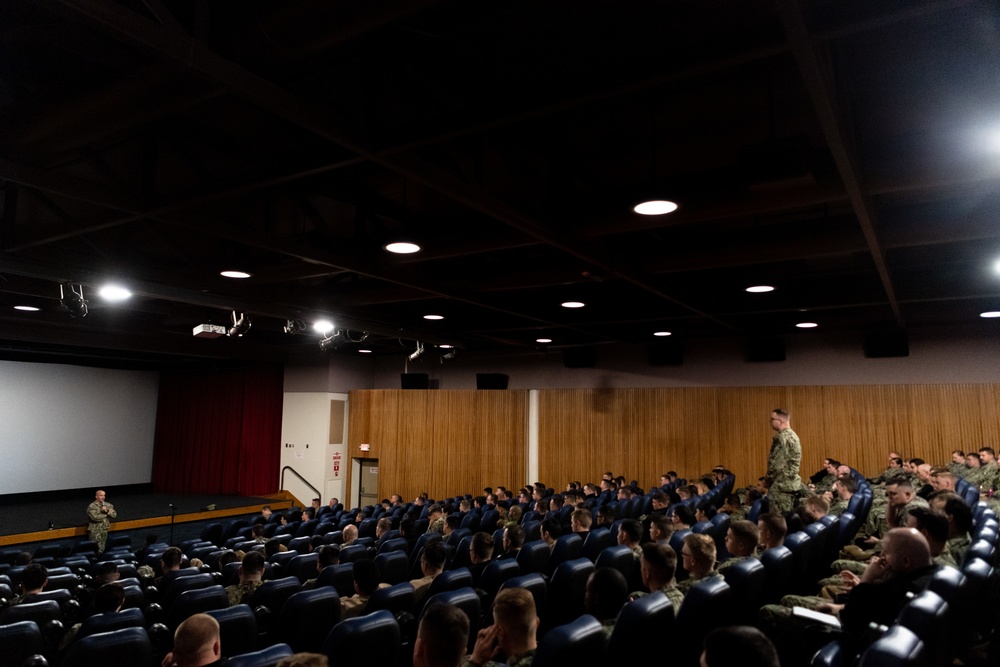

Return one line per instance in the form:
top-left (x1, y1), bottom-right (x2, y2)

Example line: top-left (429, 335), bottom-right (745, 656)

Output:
top-left (151, 365), bottom-right (283, 496)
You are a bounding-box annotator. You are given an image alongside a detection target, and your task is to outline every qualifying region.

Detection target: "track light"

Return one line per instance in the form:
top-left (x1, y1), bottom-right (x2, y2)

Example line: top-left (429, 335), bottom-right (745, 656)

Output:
top-left (228, 311), bottom-right (251, 337)
top-left (319, 329), bottom-right (347, 351)
top-left (59, 284), bottom-right (88, 318)
top-left (408, 341), bottom-right (425, 362)
top-left (440, 348), bottom-right (457, 363)
top-left (284, 319), bottom-right (306, 334)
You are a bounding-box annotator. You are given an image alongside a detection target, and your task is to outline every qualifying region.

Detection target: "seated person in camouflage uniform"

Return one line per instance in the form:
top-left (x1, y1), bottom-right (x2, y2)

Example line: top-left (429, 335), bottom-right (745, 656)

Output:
top-left (585, 567), bottom-right (629, 636)
top-left (301, 545), bottom-right (340, 590)
top-left (468, 532), bottom-right (494, 587)
top-left (906, 507), bottom-right (957, 568)
top-left (631, 542), bottom-right (684, 611)
top-left (648, 514), bottom-right (673, 546)
top-left (616, 519), bottom-right (642, 559)
top-left (928, 491), bottom-right (973, 564)
top-left (701, 626), bottom-right (779, 667)
top-left (677, 533), bottom-right (720, 593)
top-left (827, 475), bottom-right (856, 517)
top-left (226, 551), bottom-right (265, 606)
top-left (342, 558), bottom-right (388, 619)
top-left (410, 542), bottom-right (447, 605)
top-left (671, 505), bottom-right (696, 531)
top-left (463, 587), bottom-right (538, 667)
top-left (756, 513), bottom-right (787, 555)
top-left (717, 520), bottom-right (759, 574)
top-left (802, 495), bottom-right (829, 522)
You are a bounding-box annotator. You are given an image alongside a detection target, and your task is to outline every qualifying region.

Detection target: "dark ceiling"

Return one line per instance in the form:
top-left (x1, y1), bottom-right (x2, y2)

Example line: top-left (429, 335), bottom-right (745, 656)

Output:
top-left (2, 0), bottom-right (999, 368)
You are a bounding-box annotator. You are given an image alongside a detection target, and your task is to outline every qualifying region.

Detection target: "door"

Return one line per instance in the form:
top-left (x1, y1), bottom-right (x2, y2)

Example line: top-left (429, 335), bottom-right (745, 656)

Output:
top-left (358, 458), bottom-right (379, 508)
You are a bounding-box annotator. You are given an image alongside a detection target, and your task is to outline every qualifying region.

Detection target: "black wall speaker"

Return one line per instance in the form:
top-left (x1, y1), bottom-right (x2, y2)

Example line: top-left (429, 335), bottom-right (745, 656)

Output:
top-left (400, 373), bottom-right (430, 389)
top-left (746, 337), bottom-right (786, 362)
top-left (864, 330), bottom-right (909, 358)
top-left (476, 373), bottom-right (510, 390)
top-left (648, 340), bottom-right (683, 366)
top-left (563, 347), bottom-right (597, 368)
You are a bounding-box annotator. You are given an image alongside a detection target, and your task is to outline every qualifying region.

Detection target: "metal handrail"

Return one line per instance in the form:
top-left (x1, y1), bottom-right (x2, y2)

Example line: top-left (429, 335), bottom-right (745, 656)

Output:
top-left (280, 466), bottom-right (321, 502)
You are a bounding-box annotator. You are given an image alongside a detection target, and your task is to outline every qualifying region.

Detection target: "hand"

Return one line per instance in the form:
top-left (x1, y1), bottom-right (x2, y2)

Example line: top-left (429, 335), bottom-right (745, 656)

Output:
top-left (816, 603), bottom-right (844, 616)
top-left (861, 555), bottom-right (891, 583)
top-left (839, 571), bottom-right (861, 589)
top-left (470, 624), bottom-right (501, 665)
top-left (863, 535), bottom-right (879, 545)
top-left (161, 652), bottom-right (176, 667)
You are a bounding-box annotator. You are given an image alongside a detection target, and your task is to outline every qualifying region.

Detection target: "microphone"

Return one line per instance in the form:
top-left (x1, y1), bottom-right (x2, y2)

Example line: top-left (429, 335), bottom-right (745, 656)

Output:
top-left (168, 503), bottom-right (176, 509)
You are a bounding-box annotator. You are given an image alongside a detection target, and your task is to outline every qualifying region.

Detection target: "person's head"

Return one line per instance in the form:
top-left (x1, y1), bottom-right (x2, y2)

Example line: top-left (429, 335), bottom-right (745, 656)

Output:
top-left (171, 614), bottom-right (221, 667)
top-left (966, 453), bottom-right (982, 468)
top-left (21, 563), bottom-right (48, 593)
top-left (650, 492), bottom-right (669, 511)
top-left (880, 528), bottom-right (933, 574)
top-left (930, 468), bottom-right (957, 491)
top-left (264, 539), bottom-right (284, 559)
top-left (95, 489), bottom-right (106, 503)
top-left (507, 505), bottom-right (523, 524)
top-left (252, 524), bottom-right (265, 539)
top-left (929, 491), bottom-right (973, 535)
top-left (915, 463), bottom-right (932, 482)
top-left (889, 457), bottom-right (904, 469)
top-left (617, 519), bottom-right (641, 547)
top-left (640, 543), bottom-right (678, 589)
top-left (597, 507), bottom-right (615, 526)
top-left (833, 475), bottom-right (857, 498)
top-left (952, 450), bottom-right (965, 464)
top-left (681, 534), bottom-right (716, 576)
top-left (534, 498), bottom-right (550, 514)
top-left (824, 459), bottom-right (841, 475)
top-left (470, 532), bottom-right (494, 564)
top-left (570, 508), bottom-right (592, 533)
top-left (490, 587), bottom-right (539, 656)
top-left (803, 495), bottom-right (829, 521)
top-left (459, 499), bottom-right (471, 513)
top-left (352, 558), bottom-right (381, 596)
top-left (649, 514), bottom-right (673, 542)
top-left (94, 560), bottom-right (120, 585)
top-left (343, 525), bottom-right (358, 543)
top-left (375, 517), bottom-right (392, 539)
top-left (672, 505), bottom-right (696, 529)
top-left (695, 504), bottom-right (717, 523)
top-left (725, 520), bottom-right (759, 558)
top-left (391, 494), bottom-right (402, 506)
top-left (161, 546), bottom-right (183, 573)
top-left (443, 515), bottom-right (461, 535)
top-left (503, 525), bottom-right (525, 552)
top-left (906, 507), bottom-right (949, 553)
top-left (979, 447), bottom-right (997, 464)
top-left (700, 625), bottom-right (779, 667)
top-left (317, 545), bottom-right (340, 569)
top-left (885, 480), bottom-right (914, 508)
top-left (769, 408), bottom-right (790, 432)
top-left (239, 551), bottom-right (265, 581)
top-left (540, 518), bottom-right (561, 544)
top-left (93, 582), bottom-right (125, 613)
top-left (261, 505), bottom-right (272, 518)
top-left (427, 504), bottom-right (444, 522)
top-left (301, 508), bottom-right (315, 521)
top-left (414, 602), bottom-right (470, 667)
top-left (584, 567), bottom-right (628, 622)
top-left (421, 543), bottom-right (447, 576)
top-left (757, 513), bottom-right (787, 549)
top-left (276, 654), bottom-right (329, 667)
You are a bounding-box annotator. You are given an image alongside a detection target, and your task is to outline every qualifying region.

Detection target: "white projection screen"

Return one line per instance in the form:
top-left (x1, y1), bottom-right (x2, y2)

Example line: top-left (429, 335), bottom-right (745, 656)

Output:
top-left (0, 360), bottom-right (159, 493)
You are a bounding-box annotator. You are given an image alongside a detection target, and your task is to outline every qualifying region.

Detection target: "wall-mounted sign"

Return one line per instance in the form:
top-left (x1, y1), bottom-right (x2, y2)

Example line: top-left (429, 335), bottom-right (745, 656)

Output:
top-left (331, 450), bottom-right (342, 479)
top-left (359, 443), bottom-right (371, 452)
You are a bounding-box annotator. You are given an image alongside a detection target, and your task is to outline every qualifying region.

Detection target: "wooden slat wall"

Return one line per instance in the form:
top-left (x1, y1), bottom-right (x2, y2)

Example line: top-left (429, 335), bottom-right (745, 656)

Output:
top-left (346, 385), bottom-right (999, 503)
top-left (539, 385), bottom-right (1000, 491)
top-left (347, 390), bottom-right (528, 505)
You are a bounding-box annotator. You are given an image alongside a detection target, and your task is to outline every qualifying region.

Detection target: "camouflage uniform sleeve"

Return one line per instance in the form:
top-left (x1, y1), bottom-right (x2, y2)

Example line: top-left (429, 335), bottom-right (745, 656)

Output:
top-left (86, 502), bottom-right (103, 523)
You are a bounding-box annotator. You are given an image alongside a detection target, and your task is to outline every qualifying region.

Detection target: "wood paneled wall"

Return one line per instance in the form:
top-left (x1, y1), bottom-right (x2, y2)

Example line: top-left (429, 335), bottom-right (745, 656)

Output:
top-left (347, 390), bottom-right (528, 504)
top-left (538, 385), bottom-right (1000, 491)
top-left (346, 385), bottom-right (999, 503)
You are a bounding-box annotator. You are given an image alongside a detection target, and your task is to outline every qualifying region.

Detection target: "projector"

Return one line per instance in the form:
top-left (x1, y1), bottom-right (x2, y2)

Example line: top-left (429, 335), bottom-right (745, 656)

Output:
top-left (193, 324), bottom-right (228, 338)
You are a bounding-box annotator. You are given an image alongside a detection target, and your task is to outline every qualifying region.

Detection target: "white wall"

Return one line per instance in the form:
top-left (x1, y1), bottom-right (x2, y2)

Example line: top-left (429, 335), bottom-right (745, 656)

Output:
top-left (0, 360), bottom-right (158, 494)
top-left (279, 392), bottom-right (349, 506)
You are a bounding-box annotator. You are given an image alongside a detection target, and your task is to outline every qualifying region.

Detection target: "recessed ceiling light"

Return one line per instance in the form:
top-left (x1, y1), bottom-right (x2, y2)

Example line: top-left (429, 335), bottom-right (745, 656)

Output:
top-left (14, 305), bottom-right (39, 312)
top-left (981, 311), bottom-right (1000, 318)
top-left (313, 320), bottom-right (334, 334)
top-left (98, 285), bottom-right (132, 301)
top-left (439, 344), bottom-right (454, 349)
top-left (746, 285), bottom-right (775, 293)
top-left (633, 200), bottom-right (679, 216)
top-left (220, 270), bottom-right (252, 279)
top-left (358, 349), bottom-right (373, 354)
top-left (423, 314), bottom-right (444, 320)
top-left (536, 338), bottom-right (553, 344)
top-left (653, 331), bottom-right (672, 337)
top-left (385, 242), bottom-right (421, 254)
top-left (561, 301), bottom-right (585, 308)
top-left (796, 322), bottom-right (818, 328)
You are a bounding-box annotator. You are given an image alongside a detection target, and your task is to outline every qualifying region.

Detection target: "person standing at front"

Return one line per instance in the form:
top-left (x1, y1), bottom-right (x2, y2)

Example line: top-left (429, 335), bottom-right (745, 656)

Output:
top-left (764, 409), bottom-right (803, 513)
top-left (87, 489), bottom-right (117, 553)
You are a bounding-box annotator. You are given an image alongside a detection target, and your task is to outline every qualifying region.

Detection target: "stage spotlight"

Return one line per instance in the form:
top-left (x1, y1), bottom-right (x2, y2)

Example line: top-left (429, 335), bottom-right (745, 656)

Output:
top-left (319, 329), bottom-right (347, 351)
top-left (284, 319), bottom-right (306, 334)
top-left (228, 311), bottom-right (251, 337)
top-left (408, 341), bottom-right (425, 362)
top-left (59, 284), bottom-right (88, 318)
top-left (440, 348), bottom-right (457, 363)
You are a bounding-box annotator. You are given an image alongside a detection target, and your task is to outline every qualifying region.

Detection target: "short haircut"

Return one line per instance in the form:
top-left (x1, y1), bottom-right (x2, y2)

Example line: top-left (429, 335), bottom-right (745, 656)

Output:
top-left (937, 494), bottom-right (974, 533)
top-left (650, 514), bottom-right (673, 537)
top-left (618, 519), bottom-right (641, 543)
top-left (540, 518), bottom-right (561, 539)
top-left (418, 602), bottom-right (470, 667)
top-left (377, 517), bottom-right (392, 532)
top-left (96, 561), bottom-right (119, 577)
top-left (94, 582), bottom-right (125, 613)
top-left (757, 513), bottom-right (787, 540)
top-left (504, 525), bottom-right (525, 549)
top-left (967, 453), bottom-right (982, 463)
top-left (598, 507), bottom-right (616, 523)
top-left (651, 491), bottom-right (669, 505)
top-left (980, 447), bottom-right (996, 457)
top-left (683, 533), bottom-right (716, 566)
top-left (276, 653), bottom-right (329, 667)
top-left (585, 567), bottom-right (628, 622)
top-left (891, 457), bottom-right (903, 466)
top-left (470, 532), bottom-right (494, 561)
top-left (772, 408), bottom-right (789, 418)
top-left (702, 625), bottom-right (779, 667)
top-left (887, 479), bottom-right (913, 492)
top-left (699, 504), bottom-right (717, 520)
top-left (673, 505), bottom-right (697, 526)
top-left (172, 614), bottom-right (220, 665)
top-left (492, 587), bottom-right (536, 641)
top-left (640, 543), bottom-right (677, 582)
top-left (804, 495), bottom-right (829, 513)
top-left (353, 559), bottom-right (381, 595)
top-left (161, 547), bottom-right (183, 569)
top-left (445, 515), bottom-right (461, 531)
top-left (302, 507), bottom-right (315, 520)
top-left (835, 475), bottom-right (858, 494)
top-left (421, 543), bottom-right (447, 571)
top-left (21, 563), bottom-right (48, 590)
top-left (909, 458), bottom-right (925, 466)
top-left (252, 524), bottom-right (265, 537)
top-left (728, 520), bottom-right (760, 551)
top-left (826, 459), bottom-right (841, 468)
top-left (571, 508), bottom-right (592, 528)
top-left (907, 507), bottom-right (949, 543)
top-left (241, 551), bottom-right (265, 575)
top-left (317, 545), bottom-right (340, 567)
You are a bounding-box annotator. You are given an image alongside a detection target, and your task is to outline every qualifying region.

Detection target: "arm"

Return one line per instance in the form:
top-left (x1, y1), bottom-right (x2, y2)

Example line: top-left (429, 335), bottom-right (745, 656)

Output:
top-left (105, 503), bottom-right (117, 519)
top-left (86, 503), bottom-right (103, 523)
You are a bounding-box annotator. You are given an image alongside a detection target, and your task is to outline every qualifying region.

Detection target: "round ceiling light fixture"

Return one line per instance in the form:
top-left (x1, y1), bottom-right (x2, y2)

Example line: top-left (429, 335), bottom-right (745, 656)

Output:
top-left (384, 241), bottom-right (421, 254)
top-left (795, 322), bottom-right (818, 328)
top-left (536, 338), bottom-right (553, 344)
top-left (313, 320), bottom-right (334, 334)
top-left (358, 348), bottom-right (373, 354)
top-left (14, 305), bottom-right (40, 312)
top-left (423, 314), bottom-right (444, 320)
top-left (653, 331), bottom-right (672, 337)
top-left (980, 311), bottom-right (1000, 318)
top-left (746, 285), bottom-right (775, 293)
top-left (561, 301), bottom-right (585, 309)
top-left (633, 199), bottom-right (679, 216)
top-left (98, 285), bottom-right (132, 301)
top-left (220, 270), bottom-right (252, 279)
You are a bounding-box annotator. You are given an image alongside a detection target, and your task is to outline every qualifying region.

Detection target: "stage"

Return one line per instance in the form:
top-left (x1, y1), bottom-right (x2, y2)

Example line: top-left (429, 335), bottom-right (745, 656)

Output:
top-left (0, 490), bottom-right (295, 548)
